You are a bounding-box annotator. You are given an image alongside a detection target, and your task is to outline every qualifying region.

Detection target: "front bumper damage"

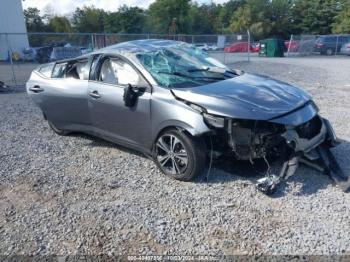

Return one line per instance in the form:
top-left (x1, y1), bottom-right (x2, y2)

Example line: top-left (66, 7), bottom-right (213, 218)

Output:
top-left (204, 109), bottom-right (349, 195)
top-left (255, 117), bottom-right (350, 195)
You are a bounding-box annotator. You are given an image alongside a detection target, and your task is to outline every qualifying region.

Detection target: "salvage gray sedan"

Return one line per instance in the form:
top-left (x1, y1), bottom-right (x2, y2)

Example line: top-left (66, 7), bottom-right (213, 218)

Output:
top-left (27, 39), bottom-right (349, 194)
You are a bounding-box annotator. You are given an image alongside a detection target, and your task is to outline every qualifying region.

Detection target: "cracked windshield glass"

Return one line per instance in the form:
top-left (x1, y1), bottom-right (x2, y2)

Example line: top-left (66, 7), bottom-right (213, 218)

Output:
top-left (136, 44), bottom-right (236, 88)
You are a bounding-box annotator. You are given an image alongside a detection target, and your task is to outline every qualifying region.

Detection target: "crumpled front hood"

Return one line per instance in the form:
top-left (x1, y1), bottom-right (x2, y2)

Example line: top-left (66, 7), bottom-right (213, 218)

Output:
top-left (171, 73), bottom-right (311, 120)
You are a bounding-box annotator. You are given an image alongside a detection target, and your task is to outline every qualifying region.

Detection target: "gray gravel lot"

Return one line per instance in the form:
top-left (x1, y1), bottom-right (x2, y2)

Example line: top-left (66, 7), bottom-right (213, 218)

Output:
top-left (1, 57), bottom-right (350, 256)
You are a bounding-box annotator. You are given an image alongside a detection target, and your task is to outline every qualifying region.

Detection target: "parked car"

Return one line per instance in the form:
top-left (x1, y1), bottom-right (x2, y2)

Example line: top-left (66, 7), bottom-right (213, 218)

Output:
top-left (340, 42), bottom-right (350, 55)
top-left (314, 35), bottom-right (350, 55)
top-left (224, 42), bottom-right (258, 53)
top-left (194, 43), bottom-right (209, 51)
top-left (26, 39), bottom-right (347, 195)
top-left (207, 44), bottom-right (218, 51)
top-left (22, 47), bottom-right (37, 61)
top-left (284, 40), bottom-right (299, 52)
top-left (250, 43), bottom-right (260, 52)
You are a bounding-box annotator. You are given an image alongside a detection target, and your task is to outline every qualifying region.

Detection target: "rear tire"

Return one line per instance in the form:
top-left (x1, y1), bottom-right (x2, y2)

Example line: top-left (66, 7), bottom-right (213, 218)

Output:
top-left (153, 129), bottom-right (206, 181)
top-left (48, 121), bottom-right (70, 136)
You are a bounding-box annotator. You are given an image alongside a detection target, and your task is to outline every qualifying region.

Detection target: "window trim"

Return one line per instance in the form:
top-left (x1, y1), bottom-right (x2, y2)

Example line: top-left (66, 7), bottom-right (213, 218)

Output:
top-left (51, 62), bottom-right (68, 79)
top-left (50, 56), bottom-right (92, 80)
top-left (36, 63), bottom-right (55, 79)
top-left (91, 53), bottom-right (152, 93)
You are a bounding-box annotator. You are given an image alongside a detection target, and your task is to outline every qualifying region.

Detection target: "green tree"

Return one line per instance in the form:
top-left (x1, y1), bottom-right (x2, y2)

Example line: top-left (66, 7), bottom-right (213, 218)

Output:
top-left (187, 4), bottom-right (213, 34)
top-left (229, 0), bottom-right (272, 39)
top-left (146, 0), bottom-right (191, 33)
top-left (118, 6), bottom-right (145, 33)
top-left (291, 0), bottom-right (340, 35)
top-left (24, 7), bottom-right (47, 32)
top-left (218, 0), bottom-right (246, 31)
top-left (268, 0), bottom-right (293, 38)
top-left (332, 0), bottom-right (350, 33)
top-left (72, 6), bottom-right (106, 32)
top-left (187, 3), bottom-right (222, 34)
top-left (103, 12), bottom-right (122, 33)
top-left (229, 5), bottom-right (253, 33)
top-left (104, 6), bottom-right (145, 33)
top-left (48, 16), bottom-right (72, 33)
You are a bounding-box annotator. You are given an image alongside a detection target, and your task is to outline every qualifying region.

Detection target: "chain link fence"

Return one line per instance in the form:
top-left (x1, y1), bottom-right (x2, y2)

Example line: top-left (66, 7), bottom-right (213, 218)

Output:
top-left (286, 34), bottom-right (350, 57)
top-left (0, 32), bottom-right (252, 87)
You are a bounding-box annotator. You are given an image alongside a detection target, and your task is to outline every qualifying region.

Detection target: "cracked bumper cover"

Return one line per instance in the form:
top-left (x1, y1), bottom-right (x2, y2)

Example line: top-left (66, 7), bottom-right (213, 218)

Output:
top-left (256, 116), bottom-right (345, 195)
top-left (282, 117), bottom-right (337, 153)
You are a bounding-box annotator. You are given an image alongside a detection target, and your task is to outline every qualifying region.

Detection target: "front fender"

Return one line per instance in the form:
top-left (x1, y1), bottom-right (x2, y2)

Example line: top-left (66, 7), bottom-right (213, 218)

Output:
top-left (151, 88), bottom-right (211, 142)
top-left (154, 119), bottom-right (211, 140)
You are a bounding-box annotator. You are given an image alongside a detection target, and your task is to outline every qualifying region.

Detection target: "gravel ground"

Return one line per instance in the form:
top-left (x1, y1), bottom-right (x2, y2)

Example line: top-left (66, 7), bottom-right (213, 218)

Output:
top-left (1, 57), bottom-right (350, 256)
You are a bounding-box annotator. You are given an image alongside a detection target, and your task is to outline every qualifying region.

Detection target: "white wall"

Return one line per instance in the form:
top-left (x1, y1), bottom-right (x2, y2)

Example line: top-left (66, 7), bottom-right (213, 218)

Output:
top-left (0, 0), bottom-right (29, 60)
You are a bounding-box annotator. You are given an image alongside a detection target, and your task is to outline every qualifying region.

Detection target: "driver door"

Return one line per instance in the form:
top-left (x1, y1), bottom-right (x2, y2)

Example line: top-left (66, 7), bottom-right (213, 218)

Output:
top-left (88, 55), bottom-right (152, 150)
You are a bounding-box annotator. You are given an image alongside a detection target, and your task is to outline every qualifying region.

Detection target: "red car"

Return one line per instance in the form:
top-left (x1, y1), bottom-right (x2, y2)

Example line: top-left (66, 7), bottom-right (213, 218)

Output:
top-left (224, 42), bottom-right (259, 53)
top-left (284, 40), bottom-right (299, 52)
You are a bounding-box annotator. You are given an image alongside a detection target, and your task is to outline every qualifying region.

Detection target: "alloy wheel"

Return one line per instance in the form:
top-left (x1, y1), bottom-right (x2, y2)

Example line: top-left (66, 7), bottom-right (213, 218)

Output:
top-left (156, 134), bottom-right (189, 176)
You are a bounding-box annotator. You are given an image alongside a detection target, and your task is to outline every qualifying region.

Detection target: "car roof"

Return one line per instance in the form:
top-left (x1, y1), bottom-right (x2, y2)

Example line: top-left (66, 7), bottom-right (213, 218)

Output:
top-left (99, 39), bottom-right (184, 54)
top-left (53, 39), bottom-right (187, 64)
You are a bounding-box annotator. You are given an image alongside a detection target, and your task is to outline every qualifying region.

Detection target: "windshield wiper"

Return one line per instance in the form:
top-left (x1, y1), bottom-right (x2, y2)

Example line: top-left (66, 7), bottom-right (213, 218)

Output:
top-left (187, 67), bottom-right (238, 77)
top-left (157, 71), bottom-right (225, 81)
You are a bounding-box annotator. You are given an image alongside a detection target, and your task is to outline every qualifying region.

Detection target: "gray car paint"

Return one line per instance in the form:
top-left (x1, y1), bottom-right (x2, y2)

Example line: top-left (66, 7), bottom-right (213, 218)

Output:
top-left (27, 39), bottom-right (318, 155)
top-left (171, 73), bottom-right (312, 123)
top-left (87, 80), bottom-right (152, 149)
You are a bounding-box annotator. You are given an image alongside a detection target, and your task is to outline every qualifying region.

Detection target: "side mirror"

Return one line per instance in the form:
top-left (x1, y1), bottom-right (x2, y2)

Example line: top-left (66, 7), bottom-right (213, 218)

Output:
top-left (123, 84), bottom-right (146, 107)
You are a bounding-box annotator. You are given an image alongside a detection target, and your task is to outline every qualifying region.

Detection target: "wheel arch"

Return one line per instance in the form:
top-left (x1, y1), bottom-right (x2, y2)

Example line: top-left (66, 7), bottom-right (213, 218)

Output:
top-left (151, 120), bottom-right (211, 149)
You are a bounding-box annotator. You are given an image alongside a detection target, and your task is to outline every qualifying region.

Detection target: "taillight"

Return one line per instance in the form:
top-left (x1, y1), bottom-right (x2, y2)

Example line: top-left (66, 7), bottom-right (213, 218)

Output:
top-left (346, 44), bottom-right (350, 49)
top-left (316, 43), bottom-right (324, 48)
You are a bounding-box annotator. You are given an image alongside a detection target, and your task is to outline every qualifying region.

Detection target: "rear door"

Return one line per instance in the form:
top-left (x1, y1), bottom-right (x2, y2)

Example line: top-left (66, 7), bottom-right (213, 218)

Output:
top-left (26, 62), bottom-right (55, 111)
top-left (28, 58), bottom-right (92, 131)
top-left (88, 55), bottom-right (152, 149)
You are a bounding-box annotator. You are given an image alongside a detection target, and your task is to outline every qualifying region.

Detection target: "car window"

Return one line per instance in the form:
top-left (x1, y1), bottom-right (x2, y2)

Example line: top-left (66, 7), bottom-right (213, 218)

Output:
top-left (38, 63), bottom-right (54, 78)
top-left (99, 59), bottom-right (116, 85)
top-left (52, 63), bottom-right (68, 78)
top-left (66, 59), bottom-right (89, 80)
top-left (76, 60), bottom-right (90, 80)
top-left (98, 57), bottom-right (147, 87)
top-left (325, 37), bottom-right (336, 42)
top-left (89, 55), bottom-right (100, 79)
top-left (341, 36), bottom-right (350, 43)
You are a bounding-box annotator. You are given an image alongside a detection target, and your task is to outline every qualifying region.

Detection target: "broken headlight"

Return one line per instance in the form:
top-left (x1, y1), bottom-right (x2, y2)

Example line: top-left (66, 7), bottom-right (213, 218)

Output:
top-left (179, 99), bottom-right (225, 128)
top-left (203, 113), bottom-right (225, 128)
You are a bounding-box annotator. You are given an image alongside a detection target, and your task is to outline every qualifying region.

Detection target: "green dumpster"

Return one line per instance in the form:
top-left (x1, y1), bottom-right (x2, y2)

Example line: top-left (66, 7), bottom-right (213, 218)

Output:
top-left (259, 38), bottom-right (285, 57)
top-left (259, 40), bottom-right (268, 56)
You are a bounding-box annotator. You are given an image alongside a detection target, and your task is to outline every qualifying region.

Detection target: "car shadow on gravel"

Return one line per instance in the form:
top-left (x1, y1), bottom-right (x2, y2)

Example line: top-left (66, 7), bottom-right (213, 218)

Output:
top-left (70, 132), bottom-right (349, 198)
top-left (69, 132), bottom-right (149, 158)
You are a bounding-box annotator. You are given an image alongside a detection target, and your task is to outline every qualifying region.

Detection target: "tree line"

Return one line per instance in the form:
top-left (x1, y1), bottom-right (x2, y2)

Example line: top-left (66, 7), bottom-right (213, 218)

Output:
top-left (24, 0), bottom-right (350, 40)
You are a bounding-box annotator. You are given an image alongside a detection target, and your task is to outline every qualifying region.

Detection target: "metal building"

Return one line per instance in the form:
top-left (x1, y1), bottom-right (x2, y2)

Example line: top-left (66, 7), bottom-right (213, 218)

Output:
top-left (0, 0), bottom-right (29, 60)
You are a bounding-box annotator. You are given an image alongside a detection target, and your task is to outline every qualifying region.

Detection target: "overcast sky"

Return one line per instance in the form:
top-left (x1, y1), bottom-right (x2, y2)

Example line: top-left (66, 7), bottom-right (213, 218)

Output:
top-left (22, 0), bottom-right (229, 15)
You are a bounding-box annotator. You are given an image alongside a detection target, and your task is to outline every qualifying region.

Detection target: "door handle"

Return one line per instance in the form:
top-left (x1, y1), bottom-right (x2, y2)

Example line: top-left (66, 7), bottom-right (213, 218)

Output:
top-left (89, 90), bottom-right (101, 99)
top-left (29, 85), bottom-right (44, 93)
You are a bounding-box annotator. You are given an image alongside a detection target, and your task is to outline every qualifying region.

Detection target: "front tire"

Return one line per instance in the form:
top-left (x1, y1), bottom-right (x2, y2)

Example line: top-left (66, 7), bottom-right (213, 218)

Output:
top-left (153, 129), bottom-right (206, 181)
top-left (326, 48), bottom-right (334, 56)
top-left (48, 120), bottom-right (70, 136)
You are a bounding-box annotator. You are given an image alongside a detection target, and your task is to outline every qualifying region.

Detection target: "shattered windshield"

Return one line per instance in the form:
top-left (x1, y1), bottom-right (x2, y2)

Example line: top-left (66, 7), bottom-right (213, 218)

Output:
top-left (136, 44), bottom-right (236, 88)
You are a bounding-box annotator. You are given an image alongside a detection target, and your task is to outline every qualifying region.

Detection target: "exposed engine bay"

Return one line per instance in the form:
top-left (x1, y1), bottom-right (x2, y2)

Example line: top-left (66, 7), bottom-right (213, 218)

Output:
top-left (205, 113), bottom-right (349, 195)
